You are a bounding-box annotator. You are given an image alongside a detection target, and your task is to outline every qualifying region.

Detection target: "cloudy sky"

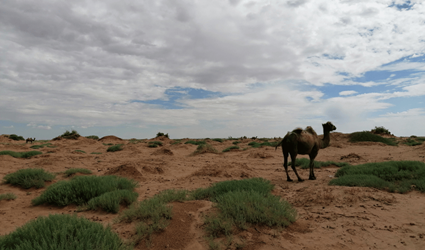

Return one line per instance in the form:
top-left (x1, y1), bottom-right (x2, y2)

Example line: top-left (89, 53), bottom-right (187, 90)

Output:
top-left (1, 0), bottom-right (424, 139)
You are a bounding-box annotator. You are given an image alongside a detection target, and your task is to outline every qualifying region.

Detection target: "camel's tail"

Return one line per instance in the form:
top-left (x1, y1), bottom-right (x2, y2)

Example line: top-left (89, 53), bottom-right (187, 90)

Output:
top-left (275, 139), bottom-right (283, 150)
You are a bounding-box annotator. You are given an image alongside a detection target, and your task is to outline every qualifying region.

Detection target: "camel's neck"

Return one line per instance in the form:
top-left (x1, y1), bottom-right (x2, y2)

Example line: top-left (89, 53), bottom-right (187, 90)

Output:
top-left (320, 130), bottom-right (331, 149)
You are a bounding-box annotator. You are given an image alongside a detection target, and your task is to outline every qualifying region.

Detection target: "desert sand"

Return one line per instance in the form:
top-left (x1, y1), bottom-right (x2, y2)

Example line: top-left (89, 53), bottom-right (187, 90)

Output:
top-left (0, 133), bottom-right (424, 250)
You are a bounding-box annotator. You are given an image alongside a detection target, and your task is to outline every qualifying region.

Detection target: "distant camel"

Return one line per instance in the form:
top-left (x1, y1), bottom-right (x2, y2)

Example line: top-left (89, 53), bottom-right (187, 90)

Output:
top-left (275, 122), bottom-right (336, 182)
top-left (26, 138), bottom-right (35, 144)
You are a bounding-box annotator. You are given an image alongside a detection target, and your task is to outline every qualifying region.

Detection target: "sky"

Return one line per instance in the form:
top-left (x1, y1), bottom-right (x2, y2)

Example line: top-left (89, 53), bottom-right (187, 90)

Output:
top-left (1, 0), bottom-right (424, 139)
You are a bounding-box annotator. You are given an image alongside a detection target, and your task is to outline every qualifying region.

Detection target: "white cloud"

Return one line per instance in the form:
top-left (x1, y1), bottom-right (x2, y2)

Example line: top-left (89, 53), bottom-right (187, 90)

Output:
top-left (339, 90), bottom-right (358, 96)
top-left (1, 0), bottom-right (425, 137)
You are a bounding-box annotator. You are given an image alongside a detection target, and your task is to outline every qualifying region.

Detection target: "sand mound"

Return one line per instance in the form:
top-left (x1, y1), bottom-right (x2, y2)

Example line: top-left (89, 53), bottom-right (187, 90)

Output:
top-left (141, 166), bottom-right (165, 174)
top-left (189, 163), bottom-right (254, 178)
top-left (247, 151), bottom-right (274, 159)
top-left (104, 163), bottom-right (145, 181)
top-left (98, 135), bottom-right (123, 142)
top-left (0, 135), bottom-right (13, 143)
top-left (151, 148), bottom-right (174, 156)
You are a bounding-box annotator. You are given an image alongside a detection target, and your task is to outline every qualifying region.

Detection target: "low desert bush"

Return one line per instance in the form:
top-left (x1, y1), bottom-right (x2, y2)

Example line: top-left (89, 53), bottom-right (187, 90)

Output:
top-left (156, 132), bottom-right (169, 138)
top-left (222, 146), bottom-right (240, 152)
top-left (403, 136), bottom-right (425, 146)
top-left (107, 144), bottom-right (123, 152)
top-left (148, 141), bottom-right (163, 148)
top-left (86, 135), bottom-right (99, 140)
top-left (91, 152), bottom-right (102, 154)
top-left (190, 178), bottom-right (274, 201)
top-left (87, 189), bottom-right (139, 213)
top-left (3, 168), bottom-right (55, 189)
top-left (0, 150), bottom-right (42, 158)
top-left (185, 140), bottom-right (206, 146)
top-left (59, 130), bottom-right (81, 140)
top-left (8, 134), bottom-right (25, 141)
top-left (194, 178), bottom-right (296, 243)
top-left (371, 126), bottom-right (391, 135)
top-left (0, 193), bottom-right (17, 201)
top-left (232, 141), bottom-right (241, 145)
top-left (63, 168), bottom-right (92, 177)
top-left (30, 143), bottom-right (53, 149)
top-left (330, 161), bottom-right (425, 193)
top-left (0, 214), bottom-right (130, 250)
top-left (32, 175), bottom-right (138, 209)
top-left (74, 149), bottom-right (86, 153)
top-left (190, 144), bottom-right (219, 156)
top-left (212, 138), bottom-right (223, 143)
top-left (118, 189), bottom-right (188, 245)
top-left (349, 131), bottom-right (398, 146)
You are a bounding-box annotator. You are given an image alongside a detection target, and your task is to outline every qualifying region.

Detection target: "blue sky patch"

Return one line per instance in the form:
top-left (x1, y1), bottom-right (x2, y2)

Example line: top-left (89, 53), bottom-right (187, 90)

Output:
top-left (389, 1), bottom-right (413, 11)
top-left (131, 87), bottom-right (227, 109)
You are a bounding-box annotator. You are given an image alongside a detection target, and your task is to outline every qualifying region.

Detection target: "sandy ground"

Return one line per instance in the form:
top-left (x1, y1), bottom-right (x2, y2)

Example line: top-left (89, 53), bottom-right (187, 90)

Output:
top-left (0, 133), bottom-right (424, 250)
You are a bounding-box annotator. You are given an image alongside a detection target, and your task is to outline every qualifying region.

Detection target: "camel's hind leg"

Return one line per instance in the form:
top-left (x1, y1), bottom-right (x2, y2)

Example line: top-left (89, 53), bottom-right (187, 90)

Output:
top-left (283, 152), bottom-right (293, 182)
top-left (290, 153), bottom-right (304, 182)
top-left (308, 151), bottom-right (318, 180)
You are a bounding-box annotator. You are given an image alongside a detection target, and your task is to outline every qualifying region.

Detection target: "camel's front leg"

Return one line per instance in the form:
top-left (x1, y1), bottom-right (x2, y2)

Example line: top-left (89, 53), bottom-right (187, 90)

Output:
top-left (290, 153), bottom-right (304, 182)
top-left (308, 153), bottom-right (317, 180)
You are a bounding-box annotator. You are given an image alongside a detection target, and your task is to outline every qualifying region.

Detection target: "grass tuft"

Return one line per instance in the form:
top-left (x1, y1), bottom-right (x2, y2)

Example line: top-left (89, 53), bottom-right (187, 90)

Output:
top-left (330, 161), bottom-right (425, 193)
top-left (86, 135), bottom-right (99, 140)
top-left (0, 214), bottom-right (130, 250)
top-left (248, 141), bottom-right (279, 148)
top-left (185, 140), bottom-right (207, 146)
top-left (0, 193), bottom-right (17, 201)
top-left (148, 141), bottom-right (163, 148)
top-left (349, 131), bottom-right (398, 146)
top-left (222, 146), bottom-right (240, 152)
top-left (87, 190), bottom-right (139, 213)
top-left (190, 144), bottom-right (219, 156)
top-left (212, 138), bottom-right (223, 143)
top-left (0, 150), bottom-right (42, 158)
top-left (3, 168), bottom-right (55, 189)
top-left (63, 168), bottom-right (92, 177)
top-left (107, 144), bottom-right (123, 152)
top-left (32, 175), bottom-right (138, 209)
top-left (8, 134), bottom-right (25, 141)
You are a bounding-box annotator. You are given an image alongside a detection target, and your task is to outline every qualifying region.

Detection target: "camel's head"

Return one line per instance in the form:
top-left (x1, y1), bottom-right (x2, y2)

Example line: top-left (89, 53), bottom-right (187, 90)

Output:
top-left (323, 121), bottom-right (336, 132)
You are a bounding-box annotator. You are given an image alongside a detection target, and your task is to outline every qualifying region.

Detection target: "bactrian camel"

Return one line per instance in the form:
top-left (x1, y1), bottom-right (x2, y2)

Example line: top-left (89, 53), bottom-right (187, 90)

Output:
top-left (275, 122), bottom-right (336, 182)
top-left (26, 138), bottom-right (35, 144)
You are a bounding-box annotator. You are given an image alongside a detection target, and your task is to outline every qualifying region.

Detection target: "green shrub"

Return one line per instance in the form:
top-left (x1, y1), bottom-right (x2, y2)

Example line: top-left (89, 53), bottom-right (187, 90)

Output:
top-left (63, 168), bottom-right (92, 177)
top-left (190, 144), bottom-right (219, 156)
top-left (0, 214), bottom-right (130, 250)
top-left (195, 178), bottom-right (296, 241)
top-left (248, 141), bottom-right (279, 148)
top-left (212, 190), bottom-right (296, 230)
top-left (87, 189), bottom-right (139, 213)
top-left (185, 140), bottom-right (206, 146)
top-left (118, 189), bottom-right (188, 245)
top-left (156, 132), bottom-right (169, 138)
top-left (349, 131), bottom-right (398, 146)
top-left (8, 134), bottom-right (25, 141)
top-left (148, 141), bottom-right (163, 148)
top-left (32, 175), bottom-right (138, 207)
top-left (103, 143), bottom-right (114, 146)
top-left (190, 178), bottom-right (274, 201)
top-left (74, 149), bottom-right (86, 153)
top-left (3, 168), bottom-right (55, 189)
top-left (59, 130), bottom-right (80, 140)
top-left (91, 152), bottom-right (102, 154)
top-left (371, 126), bottom-right (391, 135)
top-left (0, 193), bottom-right (17, 201)
top-left (86, 135), bottom-right (99, 140)
top-left (212, 138), bottom-right (223, 143)
top-left (404, 137), bottom-right (424, 146)
top-left (232, 141), bottom-right (240, 145)
top-left (107, 144), bottom-right (123, 152)
top-left (330, 161), bottom-right (425, 193)
top-left (30, 143), bottom-right (52, 149)
top-left (222, 146), bottom-right (240, 152)
top-left (0, 150), bottom-right (42, 158)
